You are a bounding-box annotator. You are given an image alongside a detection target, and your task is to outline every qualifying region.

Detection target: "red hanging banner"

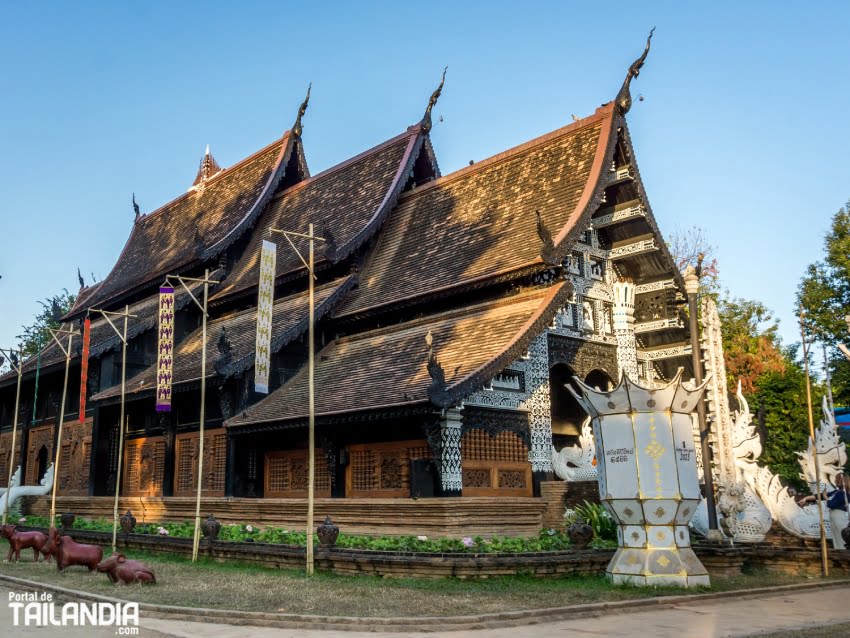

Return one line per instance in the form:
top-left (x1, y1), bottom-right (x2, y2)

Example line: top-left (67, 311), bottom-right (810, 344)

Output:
top-left (79, 317), bottom-right (91, 423)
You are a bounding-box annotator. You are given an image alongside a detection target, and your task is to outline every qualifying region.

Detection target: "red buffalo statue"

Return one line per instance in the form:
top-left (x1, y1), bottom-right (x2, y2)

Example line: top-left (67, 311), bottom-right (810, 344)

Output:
top-left (43, 529), bottom-right (103, 572)
top-left (96, 553), bottom-right (156, 585)
top-left (0, 524), bottom-right (49, 562)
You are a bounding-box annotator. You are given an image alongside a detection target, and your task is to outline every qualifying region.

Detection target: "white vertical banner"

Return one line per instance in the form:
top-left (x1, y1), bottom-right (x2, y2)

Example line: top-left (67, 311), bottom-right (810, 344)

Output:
top-left (255, 239), bottom-right (276, 393)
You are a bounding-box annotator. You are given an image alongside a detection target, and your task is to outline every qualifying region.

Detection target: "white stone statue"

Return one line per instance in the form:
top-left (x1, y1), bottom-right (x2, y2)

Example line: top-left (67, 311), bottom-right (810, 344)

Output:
top-left (692, 385), bottom-right (843, 540)
top-left (0, 464), bottom-right (54, 517)
top-left (798, 397), bottom-right (848, 493)
top-left (551, 417), bottom-right (597, 481)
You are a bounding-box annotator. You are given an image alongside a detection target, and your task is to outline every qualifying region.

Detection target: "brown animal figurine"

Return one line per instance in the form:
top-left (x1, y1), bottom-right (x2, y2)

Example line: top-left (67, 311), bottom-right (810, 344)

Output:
top-left (96, 553), bottom-right (156, 585)
top-left (43, 529), bottom-right (102, 572)
top-left (0, 524), bottom-right (48, 562)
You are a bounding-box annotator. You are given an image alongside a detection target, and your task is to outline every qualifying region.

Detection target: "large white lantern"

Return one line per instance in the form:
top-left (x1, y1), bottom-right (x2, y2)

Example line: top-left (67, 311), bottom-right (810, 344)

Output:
top-left (570, 371), bottom-right (710, 587)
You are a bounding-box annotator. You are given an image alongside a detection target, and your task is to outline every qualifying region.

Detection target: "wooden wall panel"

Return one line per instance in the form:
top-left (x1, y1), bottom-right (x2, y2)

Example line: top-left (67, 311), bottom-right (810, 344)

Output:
top-left (346, 440), bottom-right (429, 498)
top-left (264, 449), bottom-right (331, 498)
top-left (25, 425), bottom-right (54, 486)
top-left (57, 420), bottom-right (92, 496)
top-left (123, 436), bottom-right (165, 497)
top-left (461, 430), bottom-right (532, 497)
top-left (0, 432), bottom-right (14, 488)
top-left (173, 429), bottom-right (226, 497)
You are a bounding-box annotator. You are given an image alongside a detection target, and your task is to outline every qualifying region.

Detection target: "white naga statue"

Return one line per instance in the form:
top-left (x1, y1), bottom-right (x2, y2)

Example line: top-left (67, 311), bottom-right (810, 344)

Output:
top-left (551, 417), bottom-right (598, 481)
top-left (0, 465), bottom-right (55, 517)
top-left (692, 388), bottom-right (845, 541)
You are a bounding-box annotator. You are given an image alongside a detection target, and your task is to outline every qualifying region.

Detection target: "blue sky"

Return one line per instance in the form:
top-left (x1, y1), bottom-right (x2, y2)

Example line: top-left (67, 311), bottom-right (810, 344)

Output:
top-left (1, 1), bottom-right (848, 350)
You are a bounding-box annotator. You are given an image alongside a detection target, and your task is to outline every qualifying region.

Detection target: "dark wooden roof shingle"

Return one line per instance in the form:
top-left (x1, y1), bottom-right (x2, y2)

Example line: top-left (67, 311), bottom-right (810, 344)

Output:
top-left (226, 282), bottom-right (569, 428)
top-left (75, 133), bottom-right (302, 314)
top-left (212, 129), bottom-right (425, 302)
top-left (336, 105), bottom-right (616, 318)
top-left (90, 276), bottom-right (354, 403)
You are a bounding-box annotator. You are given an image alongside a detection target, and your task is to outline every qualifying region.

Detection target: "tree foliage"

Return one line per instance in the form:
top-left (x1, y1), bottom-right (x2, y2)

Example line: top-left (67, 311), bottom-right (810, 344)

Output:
top-left (717, 296), bottom-right (787, 396)
top-left (798, 201), bottom-right (850, 406)
top-left (17, 289), bottom-right (77, 359)
top-left (666, 225), bottom-right (721, 295)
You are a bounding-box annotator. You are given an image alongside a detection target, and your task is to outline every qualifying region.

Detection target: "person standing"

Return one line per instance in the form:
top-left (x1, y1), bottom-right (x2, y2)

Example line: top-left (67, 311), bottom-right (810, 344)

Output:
top-left (826, 473), bottom-right (849, 550)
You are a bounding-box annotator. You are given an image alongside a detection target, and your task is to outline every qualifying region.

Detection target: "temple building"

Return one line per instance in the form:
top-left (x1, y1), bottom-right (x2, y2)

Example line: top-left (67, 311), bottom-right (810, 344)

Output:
top-left (0, 39), bottom-right (696, 527)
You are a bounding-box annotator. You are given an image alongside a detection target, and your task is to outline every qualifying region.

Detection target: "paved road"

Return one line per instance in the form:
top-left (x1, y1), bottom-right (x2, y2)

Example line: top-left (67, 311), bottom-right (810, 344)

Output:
top-left (2, 584), bottom-right (849, 637)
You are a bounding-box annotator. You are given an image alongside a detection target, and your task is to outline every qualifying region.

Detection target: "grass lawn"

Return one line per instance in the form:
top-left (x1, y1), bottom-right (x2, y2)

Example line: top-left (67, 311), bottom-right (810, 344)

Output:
top-left (0, 551), bottom-right (835, 618)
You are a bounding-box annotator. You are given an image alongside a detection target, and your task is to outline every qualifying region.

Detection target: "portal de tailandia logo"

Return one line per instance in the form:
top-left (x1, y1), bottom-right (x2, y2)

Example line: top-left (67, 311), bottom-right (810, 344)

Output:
top-left (8, 590), bottom-right (139, 634)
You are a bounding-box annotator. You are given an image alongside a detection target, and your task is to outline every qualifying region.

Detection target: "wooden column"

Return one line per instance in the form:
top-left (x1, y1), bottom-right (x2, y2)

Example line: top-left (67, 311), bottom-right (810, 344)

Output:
top-left (87, 408), bottom-right (100, 496)
top-left (161, 412), bottom-right (176, 497)
top-left (224, 431), bottom-right (236, 497)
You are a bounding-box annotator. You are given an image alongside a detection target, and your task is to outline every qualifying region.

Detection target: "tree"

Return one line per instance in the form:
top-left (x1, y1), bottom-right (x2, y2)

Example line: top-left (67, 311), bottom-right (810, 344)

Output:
top-left (717, 296), bottom-right (787, 396)
top-left (751, 351), bottom-right (823, 491)
top-left (666, 225), bottom-right (721, 295)
top-left (17, 289), bottom-right (77, 359)
top-left (798, 201), bottom-right (850, 406)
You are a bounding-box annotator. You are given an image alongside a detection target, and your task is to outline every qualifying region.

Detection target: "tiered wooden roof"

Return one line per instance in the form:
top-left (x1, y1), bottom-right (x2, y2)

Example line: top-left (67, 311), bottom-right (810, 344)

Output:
top-left (67, 133), bottom-right (307, 316)
top-left (0, 278), bottom-right (210, 386)
top-left (335, 104), bottom-right (616, 319)
top-left (226, 283), bottom-right (570, 431)
top-left (212, 127), bottom-right (433, 303)
top-left (91, 277), bottom-right (355, 404)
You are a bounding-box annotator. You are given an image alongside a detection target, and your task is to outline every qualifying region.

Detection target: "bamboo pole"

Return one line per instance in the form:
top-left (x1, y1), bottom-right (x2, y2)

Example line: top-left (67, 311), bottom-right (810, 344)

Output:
top-left (110, 306), bottom-right (130, 553)
top-left (49, 330), bottom-right (75, 531)
top-left (800, 306), bottom-right (829, 577)
top-left (307, 223), bottom-right (315, 575)
top-left (192, 269), bottom-right (210, 562)
top-left (1, 348), bottom-right (22, 526)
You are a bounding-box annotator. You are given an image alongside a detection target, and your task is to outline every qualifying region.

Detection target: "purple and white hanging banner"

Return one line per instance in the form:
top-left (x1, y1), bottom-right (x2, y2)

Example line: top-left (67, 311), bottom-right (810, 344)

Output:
top-left (254, 240), bottom-right (276, 394)
top-left (156, 285), bottom-right (175, 411)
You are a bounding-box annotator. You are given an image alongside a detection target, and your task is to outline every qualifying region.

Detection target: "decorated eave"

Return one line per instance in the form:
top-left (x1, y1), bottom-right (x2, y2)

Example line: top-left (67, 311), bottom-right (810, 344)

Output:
top-left (333, 102), bottom-right (619, 322)
top-left (210, 124), bottom-right (438, 305)
top-left (64, 127), bottom-right (309, 320)
top-left (591, 122), bottom-right (692, 381)
top-left (0, 277), bottom-right (214, 390)
top-left (90, 276), bottom-right (355, 406)
top-left (224, 282), bottom-right (571, 433)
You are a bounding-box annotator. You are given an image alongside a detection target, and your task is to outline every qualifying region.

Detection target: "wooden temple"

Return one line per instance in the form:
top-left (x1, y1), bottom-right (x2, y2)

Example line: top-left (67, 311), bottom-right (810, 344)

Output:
top-left (0, 42), bottom-right (696, 531)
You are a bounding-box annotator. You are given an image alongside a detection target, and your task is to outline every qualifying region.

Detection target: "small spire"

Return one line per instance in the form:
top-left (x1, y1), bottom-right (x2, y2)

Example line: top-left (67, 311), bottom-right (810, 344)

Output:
top-left (292, 83), bottom-right (311, 138)
top-left (192, 145), bottom-right (223, 187)
top-left (615, 28), bottom-right (655, 115)
top-left (420, 67), bottom-right (447, 133)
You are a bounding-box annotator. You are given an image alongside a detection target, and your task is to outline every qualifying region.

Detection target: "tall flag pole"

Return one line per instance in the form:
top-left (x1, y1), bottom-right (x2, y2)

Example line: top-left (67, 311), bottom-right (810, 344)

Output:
top-left (79, 318), bottom-right (91, 423)
top-left (156, 285), bottom-right (175, 412)
top-left (47, 325), bottom-right (79, 531)
top-left (267, 224), bottom-right (325, 576)
top-left (160, 270), bottom-right (220, 563)
top-left (255, 240), bottom-right (276, 394)
top-left (799, 305), bottom-right (829, 577)
top-left (0, 347), bottom-right (23, 526)
top-left (89, 305), bottom-right (136, 553)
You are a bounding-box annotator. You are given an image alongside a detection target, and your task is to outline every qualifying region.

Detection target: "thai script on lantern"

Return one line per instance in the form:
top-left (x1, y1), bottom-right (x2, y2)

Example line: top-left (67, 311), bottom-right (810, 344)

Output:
top-left (677, 440), bottom-right (694, 462)
top-left (606, 447), bottom-right (634, 463)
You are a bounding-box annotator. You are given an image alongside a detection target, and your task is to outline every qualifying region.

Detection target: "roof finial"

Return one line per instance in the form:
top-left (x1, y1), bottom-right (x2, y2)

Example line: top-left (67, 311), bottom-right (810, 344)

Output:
top-left (292, 83), bottom-right (311, 138)
top-left (420, 66), bottom-right (447, 133)
top-left (132, 193), bottom-right (140, 221)
top-left (615, 28), bottom-right (654, 115)
top-left (192, 145), bottom-right (223, 188)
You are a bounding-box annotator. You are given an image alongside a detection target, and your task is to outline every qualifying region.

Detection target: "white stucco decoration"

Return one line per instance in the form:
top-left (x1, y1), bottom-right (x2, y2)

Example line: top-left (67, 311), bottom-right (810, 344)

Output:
top-left (570, 370), bottom-right (710, 587)
top-left (0, 464), bottom-right (53, 517)
top-left (799, 397), bottom-right (848, 493)
top-left (552, 417), bottom-right (597, 481)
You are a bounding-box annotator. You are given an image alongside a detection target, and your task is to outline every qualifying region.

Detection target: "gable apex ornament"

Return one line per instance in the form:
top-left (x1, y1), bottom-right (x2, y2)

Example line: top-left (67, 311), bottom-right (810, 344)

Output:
top-left (536, 210), bottom-right (559, 265)
top-left (132, 193), bottom-right (140, 221)
top-left (615, 27), bottom-right (654, 115)
top-left (191, 144), bottom-right (223, 189)
top-left (420, 66), bottom-right (447, 134)
top-left (292, 83), bottom-right (311, 138)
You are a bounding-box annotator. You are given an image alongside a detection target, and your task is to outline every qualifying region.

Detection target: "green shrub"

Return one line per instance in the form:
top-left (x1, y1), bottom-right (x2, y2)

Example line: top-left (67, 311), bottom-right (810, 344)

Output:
top-left (573, 500), bottom-right (617, 542)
